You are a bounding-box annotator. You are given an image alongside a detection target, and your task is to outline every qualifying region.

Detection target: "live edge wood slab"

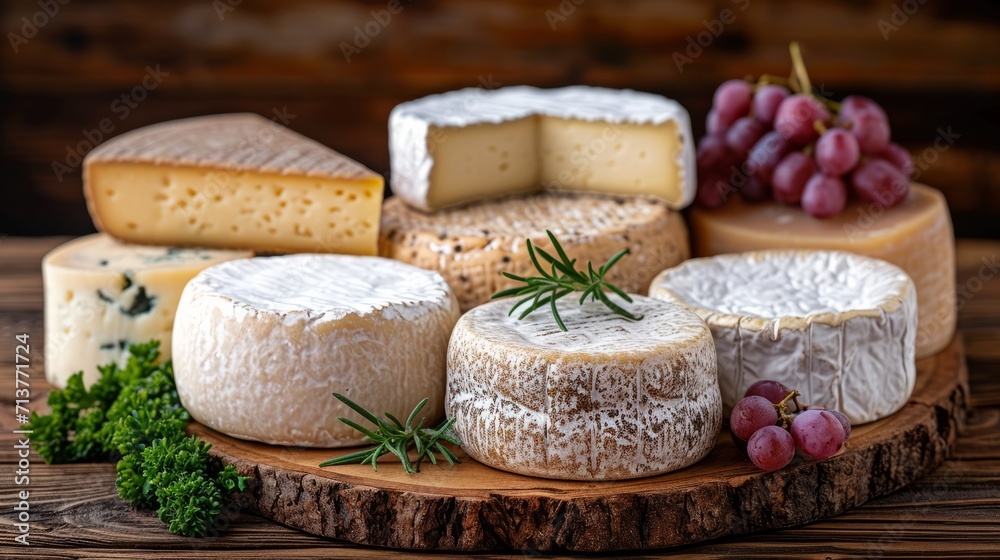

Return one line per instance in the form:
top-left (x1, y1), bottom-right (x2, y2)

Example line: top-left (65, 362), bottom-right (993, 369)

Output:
top-left (192, 335), bottom-right (969, 553)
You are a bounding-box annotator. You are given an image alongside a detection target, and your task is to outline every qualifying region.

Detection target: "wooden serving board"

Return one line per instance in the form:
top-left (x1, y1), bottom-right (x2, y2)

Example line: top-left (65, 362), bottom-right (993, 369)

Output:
top-left (192, 334), bottom-right (969, 553)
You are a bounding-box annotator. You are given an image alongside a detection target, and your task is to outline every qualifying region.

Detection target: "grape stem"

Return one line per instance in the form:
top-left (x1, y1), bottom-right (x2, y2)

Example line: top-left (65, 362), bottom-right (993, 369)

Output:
top-left (773, 390), bottom-right (803, 429)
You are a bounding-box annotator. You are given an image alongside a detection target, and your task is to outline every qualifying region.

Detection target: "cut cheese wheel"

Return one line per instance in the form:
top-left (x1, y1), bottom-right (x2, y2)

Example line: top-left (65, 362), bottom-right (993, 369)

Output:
top-left (446, 296), bottom-right (720, 480)
top-left (379, 193), bottom-right (690, 312)
top-left (42, 234), bottom-right (252, 388)
top-left (173, 255), bottom-right (460, 447)
top-left (690, 184), bottom-right (954, 358)
top-left (650, 250), bottom-right (917, 425)
top-left (84, 114), bottom-right (384, 255)
top-left (390, 86), bottom-right (695, 211)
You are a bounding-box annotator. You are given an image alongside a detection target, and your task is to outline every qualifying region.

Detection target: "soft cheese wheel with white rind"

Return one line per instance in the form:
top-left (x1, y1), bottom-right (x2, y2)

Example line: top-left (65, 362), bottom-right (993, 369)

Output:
top-left (446, 296), bottom-right (720, 480)
top-left (650, 250), bottom-right (917, 425)
top-left (690, 184), bottom-right (954, 358)
top-left (42, 234), bottom-right (252, 388)
top-left (84, 114), bottom-right (384, 255)
top-left (173, 255), bottom-right (460, 447)
top-left (390, 86), bottom-right (696, 211)
top-left (380, 193), bottom-right (689, 312)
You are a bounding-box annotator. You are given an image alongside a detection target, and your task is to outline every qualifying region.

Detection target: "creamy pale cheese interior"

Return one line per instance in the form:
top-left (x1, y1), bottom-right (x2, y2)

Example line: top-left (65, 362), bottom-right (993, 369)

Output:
top-left (88, 163), bottom-right (383, 255)
top-left (427, 116), bottom-right (684, 209)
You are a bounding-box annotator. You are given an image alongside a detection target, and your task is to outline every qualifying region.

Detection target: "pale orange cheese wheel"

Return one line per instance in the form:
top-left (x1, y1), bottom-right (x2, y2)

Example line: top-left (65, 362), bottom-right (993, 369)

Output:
top-left (689, 183), bottom-right (955, 358)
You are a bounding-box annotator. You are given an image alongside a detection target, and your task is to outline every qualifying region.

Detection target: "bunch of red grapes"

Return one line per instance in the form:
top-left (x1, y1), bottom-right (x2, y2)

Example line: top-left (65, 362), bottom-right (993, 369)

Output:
top-left (731, 380), bottom-right (852, 472)
top-left (696, 79), bottom-right (914, 218)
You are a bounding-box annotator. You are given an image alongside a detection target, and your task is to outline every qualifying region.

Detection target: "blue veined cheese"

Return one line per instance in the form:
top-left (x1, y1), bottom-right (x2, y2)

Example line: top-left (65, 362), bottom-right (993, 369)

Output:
top-left (42, 234), bottom-right (252, 388)
top-left (446, 296), bottom-right (720, 481)
top-left (172, 254), bottom-right (461, 448)
top-left (389, 86), bottom-right (696, 211)
top-left (650, 250), bottom-right (918, 425)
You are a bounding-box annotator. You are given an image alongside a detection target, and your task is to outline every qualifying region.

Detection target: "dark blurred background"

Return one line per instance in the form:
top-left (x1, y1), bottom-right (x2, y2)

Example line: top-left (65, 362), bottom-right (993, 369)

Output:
top-left (1, 0), bottom-right (998, 238)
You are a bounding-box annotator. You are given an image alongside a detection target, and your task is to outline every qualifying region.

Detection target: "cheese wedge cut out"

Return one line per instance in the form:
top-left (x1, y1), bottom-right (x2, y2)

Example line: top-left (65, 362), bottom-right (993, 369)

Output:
top-left (390, 86), bottom-right (696, 211)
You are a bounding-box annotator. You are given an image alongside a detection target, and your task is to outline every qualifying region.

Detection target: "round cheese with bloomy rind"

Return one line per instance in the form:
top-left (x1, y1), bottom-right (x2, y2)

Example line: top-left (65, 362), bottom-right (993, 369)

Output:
top-left (380, 193), bottom-right (690, 312)
top-left (173, 254), bottom-right (460, 447)
top-left (446, 296), bottom-right (720, 480)
top-left (42, 234), bottom-right (252, 388)
top-left (690, 183), bottom-right (954, 358)
top-left (650, 250), bottom-right (917, 425)
top-left (390, 86), bottom-right (696, 211)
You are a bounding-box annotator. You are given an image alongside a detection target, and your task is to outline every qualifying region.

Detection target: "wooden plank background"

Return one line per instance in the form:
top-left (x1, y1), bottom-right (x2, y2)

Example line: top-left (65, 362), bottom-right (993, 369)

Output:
top-left (1, 0), bottom-right (998, 238)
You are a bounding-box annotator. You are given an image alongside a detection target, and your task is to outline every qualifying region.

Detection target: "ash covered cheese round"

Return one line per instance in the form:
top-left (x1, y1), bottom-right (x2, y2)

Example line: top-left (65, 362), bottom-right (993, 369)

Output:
top-left (42, 234), bottom-right (252, 388)
top-left (650, 250), bottom-right (917, 425)
top-left (173, 254), bottom-right (460, 447)
top-left (380, 193), bottom-right (689, 312)
top-left (446, 296), bottom-right (720, 480)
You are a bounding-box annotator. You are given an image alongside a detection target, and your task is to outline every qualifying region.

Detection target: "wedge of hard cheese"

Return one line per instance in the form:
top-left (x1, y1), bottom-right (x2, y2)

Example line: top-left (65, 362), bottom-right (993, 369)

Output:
top-left (84, 113), bottom-right (384, 255)
top-left (390, 86), bottom-right (696, 211)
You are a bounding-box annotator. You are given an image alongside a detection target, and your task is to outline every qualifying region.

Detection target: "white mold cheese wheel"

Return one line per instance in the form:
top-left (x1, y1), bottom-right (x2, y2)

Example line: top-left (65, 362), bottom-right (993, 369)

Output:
top-left (650, 250), bottom-right (917, 425)
top-left (690, 184), bottom-right (954, 358)
top-left (42, 234), bottom-right (252, 388)
top-left (446, 296), bottom-right (720, 480)
top-left (173, 254), bottom-right (460, 447)
top-left (380, 192), bottom-right (689, 312)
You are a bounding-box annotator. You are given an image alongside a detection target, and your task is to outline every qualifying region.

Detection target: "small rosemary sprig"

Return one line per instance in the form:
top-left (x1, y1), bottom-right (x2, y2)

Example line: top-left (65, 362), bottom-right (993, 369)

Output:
top-left (319, 393), bottom-right (461, 474)
top-left (491, 230), bottom-right (642, 331)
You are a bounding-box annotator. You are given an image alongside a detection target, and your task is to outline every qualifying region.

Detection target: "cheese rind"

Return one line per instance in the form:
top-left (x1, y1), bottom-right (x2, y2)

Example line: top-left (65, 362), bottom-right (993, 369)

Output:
top-left (172, 255), bottom-right (460, 448)
top-left (650, 250), bottom-right (917, 424)
top-left (42, 234), bottom-right (252, 388)
top-left (379, 193), bottom-right (690, 312)
top-left (690, 184), bottom-right (955, 358)
top-left (84, 113), bottom-right (384, 255)
top-left (446, 296), bottom-right (720, 480)
top-left (390, 86), bottom-right (695, 211)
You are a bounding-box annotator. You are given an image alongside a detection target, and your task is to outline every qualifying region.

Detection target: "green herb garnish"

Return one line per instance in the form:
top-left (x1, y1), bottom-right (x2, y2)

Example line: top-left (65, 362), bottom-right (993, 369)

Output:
top-left (28, 341), bottom-right (248, 537)
top-left (319, 393), bottom-right (461, 474)
top-left (491, 230), bottom-right (641, 331)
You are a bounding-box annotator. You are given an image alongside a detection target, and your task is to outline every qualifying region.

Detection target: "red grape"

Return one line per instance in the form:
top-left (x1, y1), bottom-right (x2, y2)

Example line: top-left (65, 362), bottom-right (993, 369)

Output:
top-left (828, 410), bottom-right (852, 441)
top-left (790, 409), bottom-right (846, 459)
top-left (747, 425), bottom-right (796, 472)
top-left (840, 95), bottom-right (888, 123)
top-left (746, 131), bottom-right (792, 183)
top-left (741, 176), bottom-right (771, 202)
top-left (771, 152), bottom-right (815, 204)
top-left (774, 94), bottom-right (829, 144)
top-left (752, 85), bottom-right (790, 125)
top-left (730, 395), bottom-right (779, 441)
top-left (744, 380), bottom-right (790, 405)
top-left (697, 134), bottom-right (730, 170)
top-left (851, 158), bottom-right (909, 208)
top-left (725, 117), bottom-right (768, 159)
top-left (713, 79), bottom-right (753, 122)
top-left (849, 110), bottom-right (891, 154)
top-left (815, 128), bottom-right (860, 176)
top-left (696, 173), bottom-right (730, 208)
top-left (801, 174), bottom-right (848, 219)
top-left (882, 142), bottom-right (914, 176)
top-left (707, 108), bottom-right (736, 136)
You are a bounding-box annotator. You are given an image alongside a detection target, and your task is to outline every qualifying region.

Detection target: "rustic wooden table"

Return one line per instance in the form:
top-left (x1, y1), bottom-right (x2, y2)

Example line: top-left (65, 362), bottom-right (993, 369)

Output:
top-left (1, 237), bottom-right (998, 559)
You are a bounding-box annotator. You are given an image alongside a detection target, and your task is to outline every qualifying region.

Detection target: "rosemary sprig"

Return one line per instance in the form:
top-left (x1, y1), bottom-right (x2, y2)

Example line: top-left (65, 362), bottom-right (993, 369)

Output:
top-left (491, 230), bottom-right (642, 331)
top-left (319, 393), bottom-right (461, 474)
